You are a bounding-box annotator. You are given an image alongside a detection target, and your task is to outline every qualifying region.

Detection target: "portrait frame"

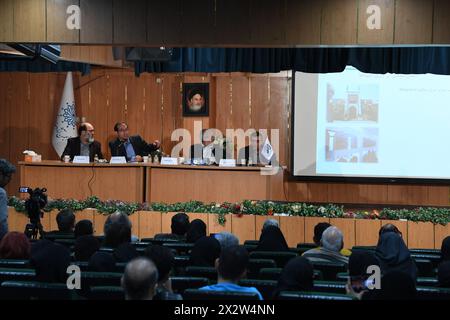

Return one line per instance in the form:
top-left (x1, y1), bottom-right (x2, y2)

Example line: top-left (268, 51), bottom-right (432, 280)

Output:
top-left (182, 83), bottom-right (209, 117)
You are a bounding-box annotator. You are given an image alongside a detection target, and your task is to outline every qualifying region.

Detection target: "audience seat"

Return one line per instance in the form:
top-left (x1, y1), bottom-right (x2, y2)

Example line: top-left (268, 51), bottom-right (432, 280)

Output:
top-left (238, 279), bottom-right (277, 300)
top-left (416, 286), bottom-right (450, 300)
top-left (414, 259), bottom-right (434, 277)
top-left (140, 238), bottom-right (179, 246)
top-left (88, 286), bottom-right (124, 300)
top-left (296, 243), bottom-right (317, 255)
top-left (174, 255), bottom-right (190, 268)
top-left (244, 244), bottom-right (258, 252)
top-left (412, 254), bottom-right (442, 269)
top-left (312, 281), bottom-right (347, 294)
top-left (247, 259), bottom-right (277, 279)
top-left (170, 277), bottom-right (209, 294)
top-left (310, 262), bottom-right (347, 281)
top-left (259, 268), bottom-right (323, 281)
top-left (417, 277), bottom-right (439, 287)
top-left (132, 242), bottom-right (151, 249)
top-left (278, 291), bottom-right (353, 301)
top-left (0, 268), bottom-right (36, 284)
top-left (244, 240), bottom-right (260, 246)
top-left (0, 259), bottom-right (30, 269)
top-left (0, 281), bottom-right (75, 300)
top-left (81, 272), bottom-right (123, 287)
top-left (351, 246), bottom-right (376, 252)
top-left (249, 251), bottom-right (297, 268)
top-left (410, 249), bottom-right (440, 255)
top-left (185, 266), bottom-right (217, 281)
top-left (335, 272), bottom-right (348, 282)
top-left (183, 288), bottom-right (260, 300)
top-left (162, 242), bottom-right (194, 254)
top-left (73, 261), bottom-right (90, 271)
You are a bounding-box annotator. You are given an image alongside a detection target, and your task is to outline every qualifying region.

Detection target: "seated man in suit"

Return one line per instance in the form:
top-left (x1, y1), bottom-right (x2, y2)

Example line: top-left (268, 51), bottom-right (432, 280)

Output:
top-left (189, 129), bottom-right (226, 164)
top-left (237, 131), bottom-right (274, 166)
top-left (61, 122), bottom-right (103, 162)
top-left (109, 122), bottom-right (160, 162)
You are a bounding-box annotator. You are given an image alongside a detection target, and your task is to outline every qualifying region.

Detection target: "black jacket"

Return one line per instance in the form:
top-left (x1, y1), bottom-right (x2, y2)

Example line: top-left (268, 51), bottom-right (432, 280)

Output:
top-left (109, 135), bottom-right (158, 158)
top-left (61, 137), bottom-right (103, 162)
top-left (237, 145), bottom-right (274, 165)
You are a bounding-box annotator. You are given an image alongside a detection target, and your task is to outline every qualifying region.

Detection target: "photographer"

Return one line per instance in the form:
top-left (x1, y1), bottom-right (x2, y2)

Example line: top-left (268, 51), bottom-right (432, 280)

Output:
top-left (0, 159), bottom-right (16, 240)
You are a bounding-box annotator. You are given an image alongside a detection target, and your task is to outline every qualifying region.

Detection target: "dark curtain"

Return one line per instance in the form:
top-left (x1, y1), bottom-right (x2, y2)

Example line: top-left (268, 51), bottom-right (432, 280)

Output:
top-left (135, 47), bottom-right (450, 76)
top-left (0, 59), bottom-right (90, 75)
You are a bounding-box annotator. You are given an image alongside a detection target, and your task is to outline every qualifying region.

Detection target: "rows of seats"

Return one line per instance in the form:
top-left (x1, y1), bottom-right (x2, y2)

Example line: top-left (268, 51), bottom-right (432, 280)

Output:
top-left (0, 236), bottom-right (447, 300)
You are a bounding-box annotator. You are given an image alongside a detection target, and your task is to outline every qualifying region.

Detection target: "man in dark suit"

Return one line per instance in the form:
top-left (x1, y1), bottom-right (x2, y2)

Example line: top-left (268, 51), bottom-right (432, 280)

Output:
top-left (109, 122), bottom-right (160, 162)
top-left (61, 122), bottom-right (103, 162)
top-left (237, 131), bottom-right (274, 166)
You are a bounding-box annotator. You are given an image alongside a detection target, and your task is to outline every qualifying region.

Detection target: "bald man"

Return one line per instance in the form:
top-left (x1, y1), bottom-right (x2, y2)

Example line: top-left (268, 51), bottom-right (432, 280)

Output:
top-left (122, 257), bottom-right (159, 300)
top-left (61, 122), bottom-right (104, 162)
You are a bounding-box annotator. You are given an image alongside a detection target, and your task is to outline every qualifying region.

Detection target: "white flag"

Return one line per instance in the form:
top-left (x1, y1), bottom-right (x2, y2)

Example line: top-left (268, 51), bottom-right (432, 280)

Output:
top-left (52, 72), bottom-right (77, 157)
top-left (261, 137), bottom-right (274, 161)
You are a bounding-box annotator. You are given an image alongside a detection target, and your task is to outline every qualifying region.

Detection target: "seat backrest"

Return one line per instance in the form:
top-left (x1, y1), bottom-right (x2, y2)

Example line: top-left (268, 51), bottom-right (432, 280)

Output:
top-left (0, 268), bottom-right (36, 284)
top-left (413, 259), bottom-right (434, 277)
top-left (417, 286), bottom-right (450, 300)
top-left (249, 251), bottom-right (297, 268)
top-left (244, 240), bottom-right (260, 246)
top-left (174, 255), bottom-right (191, 268)
top-left (89, 286), bottom-right (124, 300)
top-left (313, 281), bottom-right (347, 294)
top-left (81, 272), bottom-right (123, 287)
top-left (0, 259), bottom-right (30, 269)
top-left (278, 291), bottom-right (353, 301)
top-left (132, 242), bottom-right (151, 249)
top-left (351, 246), bottom-right (376, 251)
top-left (185, 266), bottom-right (217, 281)
top-left (162, 242), bottom-right (194, 254)
top-left (183, 288), bottom-right (260, 300)
top-left (170, 277), bottom-right (209, 294)
top-left (0, 281), bottom-right (74, 300)
top-left (410, 249), bottom-right (440, 255)
top-left (416, 277), bottom-right (438, 287)
top-left (238, 279), bottom-right (277, 300)
top-left (259, 268), bottom-right (282, 281)
top-left (412, 254), bottom-right (441, 269)
top-left (311, 262), bottom-right (347, 281)
top-left (335, 272), bottom-right (349, 282)
top-left (247, 259), bottom-right (277, 278)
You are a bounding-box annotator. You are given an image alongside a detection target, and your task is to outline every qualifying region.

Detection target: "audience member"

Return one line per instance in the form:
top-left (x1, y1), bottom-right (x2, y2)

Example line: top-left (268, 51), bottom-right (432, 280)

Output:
top-left (273, 257), bottom-right (314, 298)
top-left (89, 252), bottom-right (116, 272)
top-left (0, 159), bottom-right (15, 240)
top-left (74, 235), bottom-right (100, 261)
top-left (0, 232), bottom-right (31, 260)
top-left (103, 212), bottom-right (132, 248)
top-left (366, 270), bottom-right (416, 300)
top-left (256, 225), bottom-right (289, 252)
top-left (46, 208), bottom-right (75, 237)
top-left (441, 236), bottom-right (450, 262)
top-left (311, 222), bottom-right (351, 256)
top-left (186, 219), bottom-right (207, 243)
top-left (438, 261), bottom-right (450, 288)
top-left (214, 232), bottom-right (239, 250)
top-left (113, 242), bottom-right (139, 263)
top-left (155, 213), bottom-right (190, 241)
top-left (379, 223), bottom-right (403, 237)
top-left (303, 226), bottom-right (349, 264)
top-left (122, 257), bottom-right (159, 300)
top-left (262, 219), bottom-right (279, 231)
top-left (375, 232), bottom-right (417, 280)
top-left (189, 236), bottom-right (221, 267)
top-left (30, 240), bottom-right (71, 283)
top-left (345, 251), bottom-right (380, 300)
top-left (74, 220), bottom-right (94, 238)
top-left (199, 245), bottom-right (263, 300)
top-left (145, 245), bottom-right (182, 300)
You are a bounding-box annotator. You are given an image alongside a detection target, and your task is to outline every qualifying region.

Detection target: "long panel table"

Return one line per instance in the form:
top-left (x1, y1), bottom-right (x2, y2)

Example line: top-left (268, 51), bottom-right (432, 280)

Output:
top-left (19, 161), bottom-right (285, 203)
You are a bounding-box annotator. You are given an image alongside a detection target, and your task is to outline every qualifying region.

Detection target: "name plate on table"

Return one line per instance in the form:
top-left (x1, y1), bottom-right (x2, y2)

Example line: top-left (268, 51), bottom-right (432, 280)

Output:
top-left (219, 159), bottom-right (236, 167)
top-left (73, 156), bottom-right (90, 164)
top-left (110, 156), bottom-right (127, 164)
top-left (161, 157), bottom-right (178, 165)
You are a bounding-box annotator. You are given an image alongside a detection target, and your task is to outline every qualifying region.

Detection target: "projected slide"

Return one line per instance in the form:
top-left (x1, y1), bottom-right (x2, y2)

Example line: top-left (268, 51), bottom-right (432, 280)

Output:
top-left (293, 66), bottom-right (450, 180)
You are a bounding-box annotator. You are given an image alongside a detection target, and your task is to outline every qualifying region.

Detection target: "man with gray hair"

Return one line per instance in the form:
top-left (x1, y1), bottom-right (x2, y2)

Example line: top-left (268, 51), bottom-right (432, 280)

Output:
top-left (262, 219), bottom-right (279, 231)
top-left (0, 159), bottom-right (16, 240)
top-left (122, 257), bottom-right (159, 300)
top-left (302, 226), bottom-right (349, 264)
top-left (214, 232), bottom-right (240, 250)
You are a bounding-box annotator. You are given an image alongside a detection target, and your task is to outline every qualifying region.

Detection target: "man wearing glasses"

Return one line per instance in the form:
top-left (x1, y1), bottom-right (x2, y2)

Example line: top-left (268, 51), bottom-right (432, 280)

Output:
top-left (109, 122), bottom-right (160, 162)
top-left (61, 122), bottom-right (104, 162)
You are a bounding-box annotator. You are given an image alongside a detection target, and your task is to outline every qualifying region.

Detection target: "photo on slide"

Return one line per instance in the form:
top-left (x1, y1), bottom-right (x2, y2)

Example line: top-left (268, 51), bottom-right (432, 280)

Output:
top-left (325, 127), bottom-right (379, 163)
top-left (326, 83), bottom-right (379, 123)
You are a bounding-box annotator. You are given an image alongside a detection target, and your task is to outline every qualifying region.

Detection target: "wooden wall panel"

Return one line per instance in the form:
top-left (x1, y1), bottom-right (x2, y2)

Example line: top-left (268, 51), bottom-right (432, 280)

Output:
top-left (0, 0), bottom-right (13, 41)
top-left (285, 0), bottom-right (322, 45)
top-left (216, 0), bottom-right (250, 45)
top-left (357, 0), bottom-right (395, 44)
top-left (394, 0), bottom-right (433, 44)
top-left (47, 0), bottom-right (80, 43)
top-left (321, 0), bottom-right (358, 45)
top-left (14, 0), bottom-right (46, 42)
top-left (249, 0), bottom-right (285, 45)
top-left (269, 77), bottom-right (289, 166)
top-left (433, 0), bottom-right (450, 44)
top-left (80, 0), bottom-right (113, 44)
top-left (113, 0), bottom-right (147, 44)
top-left (0, 74), bottom-right (11, 167)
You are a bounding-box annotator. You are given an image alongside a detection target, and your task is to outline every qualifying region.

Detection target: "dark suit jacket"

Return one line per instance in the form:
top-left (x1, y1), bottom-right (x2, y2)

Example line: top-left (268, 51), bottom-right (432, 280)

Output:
top-left (61, 137), bottom-right (103, 162)
top-left (237, 145), bottom-right (273, 165)
top-left (109, 135), bottom-right (158, 158)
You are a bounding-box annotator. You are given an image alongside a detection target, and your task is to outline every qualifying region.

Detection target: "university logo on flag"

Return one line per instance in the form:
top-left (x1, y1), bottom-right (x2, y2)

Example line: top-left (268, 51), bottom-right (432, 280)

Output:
top-left (261, 137), bottom-right (274, 161)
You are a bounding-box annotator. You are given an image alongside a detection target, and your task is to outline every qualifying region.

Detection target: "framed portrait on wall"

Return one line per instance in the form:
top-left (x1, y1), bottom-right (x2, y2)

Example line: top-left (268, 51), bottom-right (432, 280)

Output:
top-left (183, 83), bottom-right (209, 117)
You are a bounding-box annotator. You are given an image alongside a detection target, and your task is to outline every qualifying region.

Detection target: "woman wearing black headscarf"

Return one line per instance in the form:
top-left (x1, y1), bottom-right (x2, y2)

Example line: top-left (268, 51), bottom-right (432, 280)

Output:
top-left (375, 232), bottom-right (417, 280)
top-left (189, 236), bottom-right (221, 267)
top-left (273, 256), bottom-right (314, 298)
top-left (438, 261), bottom-right (450, 288)
top-left (366, 270), bottom-right (417, 300)
top-left (186, 219), bottom-right (207, 243)
top-left (440, 236), bottom-right (450, 262)
top-left (256, 226), bottom-right (289, 252)
top-left (30, 240), bottom-right (71, 283)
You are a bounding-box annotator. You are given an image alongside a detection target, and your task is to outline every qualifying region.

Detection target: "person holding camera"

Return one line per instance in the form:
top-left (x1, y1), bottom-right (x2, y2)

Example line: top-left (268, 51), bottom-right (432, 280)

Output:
top-left (0, 159), bottom-right (16, 240)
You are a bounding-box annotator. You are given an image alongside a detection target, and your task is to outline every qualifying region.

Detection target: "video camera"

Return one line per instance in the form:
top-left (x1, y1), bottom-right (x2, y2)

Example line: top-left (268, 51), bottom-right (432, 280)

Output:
top-left (19, 187), bottom-right (48, 239)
